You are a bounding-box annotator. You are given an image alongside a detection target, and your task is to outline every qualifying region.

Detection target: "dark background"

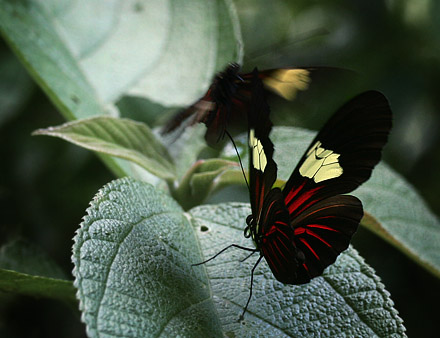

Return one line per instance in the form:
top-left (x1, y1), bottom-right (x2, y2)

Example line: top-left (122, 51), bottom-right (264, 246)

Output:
top-left (1, 0), bottom-right (439, 336)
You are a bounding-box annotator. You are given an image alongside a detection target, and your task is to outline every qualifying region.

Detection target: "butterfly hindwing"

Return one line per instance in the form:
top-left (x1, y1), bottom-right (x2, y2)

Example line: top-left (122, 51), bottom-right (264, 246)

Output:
top-left (258, 188), bottom-right (304, 284)
top-left (290, 194), bottom-right (363, 284)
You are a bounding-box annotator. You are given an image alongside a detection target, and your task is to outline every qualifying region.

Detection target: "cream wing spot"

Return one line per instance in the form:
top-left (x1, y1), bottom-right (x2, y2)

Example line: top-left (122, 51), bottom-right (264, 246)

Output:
top-left (249, 129), bottom-right (267, 171)
top-left (299, 141), bottom-right (343, 183)
top-left (263, 69), bottom-right (311, 100)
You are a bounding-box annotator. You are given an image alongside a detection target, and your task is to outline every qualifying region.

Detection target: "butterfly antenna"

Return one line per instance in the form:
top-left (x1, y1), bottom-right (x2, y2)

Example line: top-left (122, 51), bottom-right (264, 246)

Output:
top-left (239, 255), bottom-right (263, 321)
top-left (225, 130), bottom-right (250, 191)
top-left (244, 27), bottom-right (329, 63)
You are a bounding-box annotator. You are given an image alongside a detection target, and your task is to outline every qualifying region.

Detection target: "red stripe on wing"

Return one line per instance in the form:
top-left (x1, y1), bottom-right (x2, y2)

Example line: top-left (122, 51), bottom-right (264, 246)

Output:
top-left (284, 181), bottom-right (323, 219)
top-left (284, 181), bottom-right (306, 206)
top-left (299, 238), bottom-right (320, 260)
top-left (307, 224), bottom-right (340, 232)
top-left (305, 229), bottom-right (332, 247)
top-left (262, 246), bottom-right (279, 274)
top-left (294, 223), bottom-right (340, 235)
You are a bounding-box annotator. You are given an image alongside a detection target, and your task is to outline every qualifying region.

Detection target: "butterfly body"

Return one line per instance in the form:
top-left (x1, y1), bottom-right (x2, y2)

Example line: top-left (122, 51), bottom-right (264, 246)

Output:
top-left (161, 63), bottom-right (324, 144)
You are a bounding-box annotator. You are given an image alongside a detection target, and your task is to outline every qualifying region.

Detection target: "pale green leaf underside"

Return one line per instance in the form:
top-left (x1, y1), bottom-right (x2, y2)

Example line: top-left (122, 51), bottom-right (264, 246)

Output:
top-left (40, 0), bottom-right (242, 106)
top-left (189, 203), bottom-right (405, 338)
top-left (33, 116), bottom-right (176, 181)
top-left (268, 127), bottom-right (440, 279)
top-left (72, 178), bottom-right (222, 338)
top-left (0, 0), bottom-right (105, 120)
top-left (0, 0), bottom-right (242, 122)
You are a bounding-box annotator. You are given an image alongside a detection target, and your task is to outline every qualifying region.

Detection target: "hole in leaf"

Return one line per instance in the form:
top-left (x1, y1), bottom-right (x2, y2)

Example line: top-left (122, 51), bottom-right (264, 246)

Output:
top-left (71, 95), bottom-right (80, 104)
top-left (200, 225), bottom-right (209, 232)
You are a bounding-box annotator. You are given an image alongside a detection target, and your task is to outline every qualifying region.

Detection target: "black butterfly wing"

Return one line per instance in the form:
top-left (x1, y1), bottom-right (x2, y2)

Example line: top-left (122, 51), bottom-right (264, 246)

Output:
top-left (283, 90), bottom-right (392, 219)
top-left (161, 64), bottom-right (245, 145)
top-left (289, 195), bottom-right (363, 284)
top-left (258, 188), bottom-right (304, 284)
top-left (247, 69), bottom-right (276, 218)
top-left (161, 65), bottom-right (354, 146)
top-left (160, 90), bottom-right (216, 135)
top-left (280, 90), bottom-right (391, 283)
top-left (238, 67), bottom-right (355, 102)
top-left (246, 70), bottom-right (305, 284)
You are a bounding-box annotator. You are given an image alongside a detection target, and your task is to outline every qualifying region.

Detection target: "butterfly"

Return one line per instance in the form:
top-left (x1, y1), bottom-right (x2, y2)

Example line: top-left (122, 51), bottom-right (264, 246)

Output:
top-left (193, 71), bottom-right (392, 319)
top-left (161, 63), bottom-right (331, 145)
top-left (239, 73), bottom-right (392, 317)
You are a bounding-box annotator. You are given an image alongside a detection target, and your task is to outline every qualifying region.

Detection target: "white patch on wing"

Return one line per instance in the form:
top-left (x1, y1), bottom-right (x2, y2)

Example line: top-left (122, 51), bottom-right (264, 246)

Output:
top-left (249, 129), bottom-right (267, 171)
top-left (299, 141), bottom-right (343, 183)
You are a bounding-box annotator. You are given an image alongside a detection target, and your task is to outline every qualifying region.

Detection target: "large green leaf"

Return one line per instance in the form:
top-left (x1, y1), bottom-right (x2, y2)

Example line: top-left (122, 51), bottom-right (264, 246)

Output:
top-left (33, 116), bottom-right (176, 182)
top-left (40, 0), bottom-right (242, 107)
top-left (165, 124), bottom-right (208, 180)
top-left (190, 203), bottom-right (405, 337)
top-left (73, 178), bottom-right (405, 337)
top-left (0, 0), bottom-right (105, 120)
top-left (0, 0), bottom-right (242, 120)
top-left (0, 0), bottom-right (242, 180)
top-left (72, 177), bottom-right (222, 337)
top-left (268, 127), bottom-right (440, 279)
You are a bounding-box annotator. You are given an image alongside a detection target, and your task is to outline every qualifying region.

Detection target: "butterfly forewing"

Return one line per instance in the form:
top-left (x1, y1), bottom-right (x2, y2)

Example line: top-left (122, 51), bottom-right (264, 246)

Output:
top-left (247, 70), bottom-right (276, 218)
top-left (283, 90), bottom-right (392, 219)
top-left (161, 64), bottom-right (351, 145)
top-left (275, 91), bottom-right (391, 284)
top-left (246, 70), bottom-right (306, 285)
top-left (244, 68), bottom-right (312, 101)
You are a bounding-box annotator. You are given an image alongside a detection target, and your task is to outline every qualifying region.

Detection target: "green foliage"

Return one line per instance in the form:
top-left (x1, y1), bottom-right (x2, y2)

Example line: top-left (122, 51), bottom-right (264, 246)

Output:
top-left (73, 178), bottom-right (222, 337)
top-left (0, 240), bottom-right (76, 304)
top-left (1, 0), bottom-right (439, 336)
top-left (33, 116), bottom-right (176, 182)
top-left (74, 177), bottom-right (405, 337)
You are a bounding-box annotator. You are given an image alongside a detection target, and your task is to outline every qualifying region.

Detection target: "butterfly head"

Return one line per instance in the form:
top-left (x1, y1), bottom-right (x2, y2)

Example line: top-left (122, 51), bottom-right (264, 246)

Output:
top-left (211, 64), bottom-right (243, 107)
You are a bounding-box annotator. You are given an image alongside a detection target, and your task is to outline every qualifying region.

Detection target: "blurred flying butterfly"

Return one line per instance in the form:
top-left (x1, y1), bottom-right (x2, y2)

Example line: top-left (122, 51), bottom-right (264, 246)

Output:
top-left (161, 63), bottom-right (345, 145)
top-left (194, 71), bottom-right (392, 320)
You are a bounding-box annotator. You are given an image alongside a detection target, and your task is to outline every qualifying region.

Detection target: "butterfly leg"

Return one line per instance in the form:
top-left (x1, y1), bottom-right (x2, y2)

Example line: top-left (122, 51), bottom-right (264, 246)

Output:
top-left (239, 254), bottom-right (263, 321)
top-left (192, 244), bottom-right (255, 266)
top-left (239, 250), bottom-right (258, 262)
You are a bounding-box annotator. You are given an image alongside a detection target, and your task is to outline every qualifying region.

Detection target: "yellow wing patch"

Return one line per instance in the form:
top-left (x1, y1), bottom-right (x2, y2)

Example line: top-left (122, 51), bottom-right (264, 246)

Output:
top-left (249, 129), bottom-right (267, 171)
top-left (299, 141), bottom-right (343, 183)
top-left (263, 69), bottom-right (311, 100)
